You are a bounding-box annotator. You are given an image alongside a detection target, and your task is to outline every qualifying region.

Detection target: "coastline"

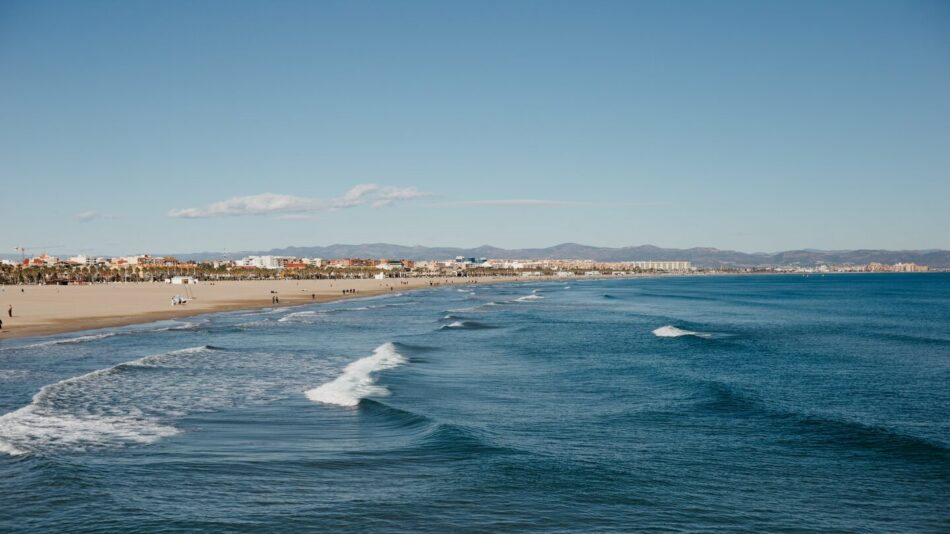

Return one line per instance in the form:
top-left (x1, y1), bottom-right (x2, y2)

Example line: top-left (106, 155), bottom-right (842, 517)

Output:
top-left (0, 276), bottom-right (520, 341)
top-left (1, 271), bottom-right (930, 341)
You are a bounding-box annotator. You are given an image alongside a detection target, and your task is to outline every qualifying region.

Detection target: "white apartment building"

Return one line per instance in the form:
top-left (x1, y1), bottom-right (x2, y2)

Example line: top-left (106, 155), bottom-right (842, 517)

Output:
top-left (238, 256), bottom-right (289, 269)
top-left (629, 261), bottom-right (692, 272)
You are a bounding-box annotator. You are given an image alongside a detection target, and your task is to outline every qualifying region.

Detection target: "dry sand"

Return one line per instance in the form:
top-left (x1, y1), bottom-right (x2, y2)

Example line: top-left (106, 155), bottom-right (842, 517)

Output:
top-left (0, 277), bottom-right (514, 340)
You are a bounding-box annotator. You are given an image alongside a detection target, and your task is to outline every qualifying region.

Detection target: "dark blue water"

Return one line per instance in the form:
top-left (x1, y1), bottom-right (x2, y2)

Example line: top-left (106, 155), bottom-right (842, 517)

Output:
top-left (1, 274), bottom-right (948, 532)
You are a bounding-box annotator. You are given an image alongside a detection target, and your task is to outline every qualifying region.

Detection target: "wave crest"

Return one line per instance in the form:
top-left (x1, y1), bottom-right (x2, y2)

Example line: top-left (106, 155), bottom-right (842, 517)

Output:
top-left (515, 294), bottom-right (544, 302)
top-left (652, 325), bottom-right (714, 338)
top-left (305, 342), bottom-right (407, 407)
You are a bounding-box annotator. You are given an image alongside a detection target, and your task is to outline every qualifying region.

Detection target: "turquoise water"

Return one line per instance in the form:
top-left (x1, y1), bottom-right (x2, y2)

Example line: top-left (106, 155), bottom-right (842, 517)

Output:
top-left (1, 274), bottom-right (948, 532)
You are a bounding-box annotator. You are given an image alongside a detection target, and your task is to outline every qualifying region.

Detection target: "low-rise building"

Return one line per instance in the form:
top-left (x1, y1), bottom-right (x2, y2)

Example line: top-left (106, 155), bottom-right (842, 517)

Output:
top-left (628, 261), bottom-right (692, 272)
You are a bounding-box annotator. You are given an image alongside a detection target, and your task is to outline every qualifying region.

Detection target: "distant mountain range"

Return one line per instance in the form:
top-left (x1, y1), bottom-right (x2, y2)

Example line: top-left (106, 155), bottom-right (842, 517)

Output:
top-left (4, 243), bottom-right (946, 268)
top-left (165, 243), bottom-right (950, 268)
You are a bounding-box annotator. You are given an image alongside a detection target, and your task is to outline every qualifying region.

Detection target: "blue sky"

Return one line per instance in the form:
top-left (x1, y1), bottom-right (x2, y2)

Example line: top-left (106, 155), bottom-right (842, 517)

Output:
top-left (1, 0), bottom-right (948, 255)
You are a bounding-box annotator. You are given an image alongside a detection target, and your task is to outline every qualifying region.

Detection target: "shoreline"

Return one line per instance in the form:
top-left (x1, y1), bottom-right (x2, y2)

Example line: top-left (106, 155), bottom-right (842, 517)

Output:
top-left (0, 271), bottom-right (935, 341)
top-left (0, 276), bottom-right (535, 341)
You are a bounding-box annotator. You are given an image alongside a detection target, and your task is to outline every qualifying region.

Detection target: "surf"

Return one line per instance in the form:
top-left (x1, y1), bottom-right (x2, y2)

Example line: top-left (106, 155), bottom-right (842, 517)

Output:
top-left (0, 345), bottom-right (220, 456)
top-left (652, 325), bottom-right (716, 338)
top-left (439, 320), bottom-right (495, 330)
top-left (305, 342), bottom-right (407, 407)
top-left (515, 294), bottom-right (544, 302)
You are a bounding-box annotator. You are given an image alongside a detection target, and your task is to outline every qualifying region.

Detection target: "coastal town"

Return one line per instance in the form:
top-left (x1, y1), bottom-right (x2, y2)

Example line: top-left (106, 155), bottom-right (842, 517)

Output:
top-left (0, 251), bottom-right (933, 285)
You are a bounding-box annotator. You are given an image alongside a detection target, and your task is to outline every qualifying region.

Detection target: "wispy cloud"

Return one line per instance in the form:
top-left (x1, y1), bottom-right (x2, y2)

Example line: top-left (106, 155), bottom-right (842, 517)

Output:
top-left (75, 210), bottom-right (102, 222)
top-left (168, 184), bottom-right (431, 219)
top-left (436, 199), bottom-right (622, 208)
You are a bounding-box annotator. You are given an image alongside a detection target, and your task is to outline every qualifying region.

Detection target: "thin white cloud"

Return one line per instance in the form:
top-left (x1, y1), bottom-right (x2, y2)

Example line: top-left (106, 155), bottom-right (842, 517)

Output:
top-left (75, 210), bottom-right (101, 222)
top-left (168, 184), bottom-right (430, 219)
top-left (437, 199), bottom-right (616, 207)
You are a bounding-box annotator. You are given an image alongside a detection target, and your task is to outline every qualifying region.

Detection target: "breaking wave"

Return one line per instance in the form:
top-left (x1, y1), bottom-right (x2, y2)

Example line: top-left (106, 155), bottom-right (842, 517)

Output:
top-left (305, 342), bottom-right (407, 407)
top-left (0, 345), bottom-right (221, 456)
top-left (515, 294), bottom-right (544, 302)
top-left (652, 325), bottom-right (715, 339)
top-left (439, 320), bottom-right (495, 330)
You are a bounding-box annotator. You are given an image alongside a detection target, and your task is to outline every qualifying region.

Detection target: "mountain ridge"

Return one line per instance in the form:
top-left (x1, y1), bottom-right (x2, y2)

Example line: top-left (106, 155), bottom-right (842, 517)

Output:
top-left (165, 243), bottom-right (950, 268)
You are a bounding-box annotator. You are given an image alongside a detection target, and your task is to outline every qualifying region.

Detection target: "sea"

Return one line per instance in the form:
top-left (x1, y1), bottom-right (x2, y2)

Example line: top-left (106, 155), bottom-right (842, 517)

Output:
top-left (0, 274), bottom-right (947, 532)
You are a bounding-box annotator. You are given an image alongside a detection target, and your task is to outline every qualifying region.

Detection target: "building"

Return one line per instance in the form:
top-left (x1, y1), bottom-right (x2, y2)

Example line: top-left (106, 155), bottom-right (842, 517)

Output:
top-left (326, 258), bottom-right (376, 268)
top-left (376, 259), bottom-right (406, 271)
top-left (283, 262), bottom-right (308, 270)
top-left (629, 261), bottom-right (692, 272)
top-left (452, 256), bottom-right (489, 268)
top-left (237, 256), bottom-right (290, 269)
top-left (893, 262), bottom-right (929, 272)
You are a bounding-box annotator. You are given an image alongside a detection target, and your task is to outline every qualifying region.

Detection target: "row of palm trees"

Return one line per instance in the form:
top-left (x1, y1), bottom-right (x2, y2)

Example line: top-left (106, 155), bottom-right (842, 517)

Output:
top-left (0, 263), bottom-right (536, 285)
top-left (1, 261), bottom-right (697, 285)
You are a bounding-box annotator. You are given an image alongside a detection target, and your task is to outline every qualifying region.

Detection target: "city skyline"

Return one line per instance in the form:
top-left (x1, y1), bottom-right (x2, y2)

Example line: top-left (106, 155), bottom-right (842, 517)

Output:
top-left (2, 1), bottom-right (949, 254)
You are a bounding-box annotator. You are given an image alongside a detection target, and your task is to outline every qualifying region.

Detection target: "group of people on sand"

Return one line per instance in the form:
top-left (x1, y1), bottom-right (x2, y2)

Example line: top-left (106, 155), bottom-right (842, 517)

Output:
top-left (342, 288), bottom-right (357, 295)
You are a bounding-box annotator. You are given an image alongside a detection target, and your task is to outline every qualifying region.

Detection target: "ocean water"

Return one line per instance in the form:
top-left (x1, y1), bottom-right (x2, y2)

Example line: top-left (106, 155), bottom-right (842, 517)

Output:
top-left (1, 274), bottom-right (947, 532)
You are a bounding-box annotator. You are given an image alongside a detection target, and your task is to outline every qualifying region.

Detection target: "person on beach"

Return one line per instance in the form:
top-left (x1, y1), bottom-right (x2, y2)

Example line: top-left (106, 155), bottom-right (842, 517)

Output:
top-left (8, 305), bottom-right (12, 317)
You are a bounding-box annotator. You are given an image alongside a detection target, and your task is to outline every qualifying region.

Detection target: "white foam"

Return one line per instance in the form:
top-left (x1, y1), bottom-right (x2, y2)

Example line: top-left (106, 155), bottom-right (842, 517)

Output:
top-left (0, 438), bottom-right (25, 456)
top-left (446, 321), bottom-right (465, 328)
top-left (305, 342), bottom-right (407, 407)
top-left (148, 320), bottom-right (204, 332)
top-left (515, 294), bottom-right (544, 302)
top-left (0, 346), bottom-right (215, 456)
top-left (652, 325), bottom-right (713, 338)
top-left (277, 311), bottom-right (319, 322)
top-left (1, 333), bottom-right (116, 351)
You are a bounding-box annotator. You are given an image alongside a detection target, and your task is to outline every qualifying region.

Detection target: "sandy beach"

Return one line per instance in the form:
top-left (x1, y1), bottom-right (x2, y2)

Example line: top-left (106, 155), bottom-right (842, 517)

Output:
top-left (0, 277), bottom-right (514, 340)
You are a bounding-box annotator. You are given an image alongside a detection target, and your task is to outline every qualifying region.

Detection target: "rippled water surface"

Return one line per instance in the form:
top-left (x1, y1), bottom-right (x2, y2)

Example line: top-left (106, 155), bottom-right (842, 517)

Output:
top-left (1, 274), bottom-right (948, 532)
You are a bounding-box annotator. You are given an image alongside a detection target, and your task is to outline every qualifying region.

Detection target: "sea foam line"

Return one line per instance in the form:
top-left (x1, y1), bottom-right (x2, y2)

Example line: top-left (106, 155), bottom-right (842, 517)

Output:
top-left (0, 333), bottom-right (116, 352)
top-left (305, 342), bottom-right (407, 407)
top-left (0, 345), bottom-right (217, 456)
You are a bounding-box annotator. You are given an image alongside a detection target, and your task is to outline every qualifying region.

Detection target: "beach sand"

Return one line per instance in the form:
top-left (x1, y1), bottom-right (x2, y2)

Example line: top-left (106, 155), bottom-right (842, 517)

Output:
top-left (0, 277), bottom-right (512, 340)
